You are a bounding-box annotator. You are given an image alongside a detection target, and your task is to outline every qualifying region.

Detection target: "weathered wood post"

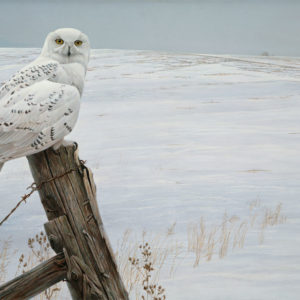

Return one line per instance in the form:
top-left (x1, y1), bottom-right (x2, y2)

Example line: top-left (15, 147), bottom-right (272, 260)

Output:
top-left (25, 144), bottom-right (128, 299)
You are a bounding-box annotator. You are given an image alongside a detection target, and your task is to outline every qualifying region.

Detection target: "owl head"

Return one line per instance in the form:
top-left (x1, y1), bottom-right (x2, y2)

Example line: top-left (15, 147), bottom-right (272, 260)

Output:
top-left (41, 28), bottom-right (90, 69)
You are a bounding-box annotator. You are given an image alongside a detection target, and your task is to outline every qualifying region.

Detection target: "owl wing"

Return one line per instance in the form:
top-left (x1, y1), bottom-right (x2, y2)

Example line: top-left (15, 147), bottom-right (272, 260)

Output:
top-left (0, 60), bottom-right (59, 100)
top-left (0, 78), bottom-right (80, 162)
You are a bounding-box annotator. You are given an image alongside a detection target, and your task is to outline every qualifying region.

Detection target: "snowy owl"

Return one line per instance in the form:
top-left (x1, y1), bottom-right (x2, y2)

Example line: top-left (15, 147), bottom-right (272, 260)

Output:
top-left (0, 28), bottom-right (90, 171)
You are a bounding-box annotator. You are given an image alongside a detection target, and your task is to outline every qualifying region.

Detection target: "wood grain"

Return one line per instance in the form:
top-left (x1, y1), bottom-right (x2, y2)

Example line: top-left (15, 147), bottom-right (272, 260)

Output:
top-left (0, 253), bottom-right (66, 300)
top-left (27, 144), bottom-right (128, 300)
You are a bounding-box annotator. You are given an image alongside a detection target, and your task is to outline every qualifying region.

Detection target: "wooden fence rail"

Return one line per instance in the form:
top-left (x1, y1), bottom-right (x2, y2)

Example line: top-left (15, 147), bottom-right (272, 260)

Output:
top-left (0, 253), bottom-right (66, 299)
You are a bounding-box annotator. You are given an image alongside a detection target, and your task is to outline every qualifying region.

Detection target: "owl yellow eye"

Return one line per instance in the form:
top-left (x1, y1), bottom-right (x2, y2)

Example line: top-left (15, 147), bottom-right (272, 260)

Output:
top-left (74, 40), bottom-right (83, 46)
top-left (55, 39), bottom-right (64, 45)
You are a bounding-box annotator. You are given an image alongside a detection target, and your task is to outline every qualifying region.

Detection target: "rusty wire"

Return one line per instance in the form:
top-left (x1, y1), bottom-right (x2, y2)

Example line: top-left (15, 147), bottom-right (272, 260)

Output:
top-left (0, 168), bottom-right (77, 227)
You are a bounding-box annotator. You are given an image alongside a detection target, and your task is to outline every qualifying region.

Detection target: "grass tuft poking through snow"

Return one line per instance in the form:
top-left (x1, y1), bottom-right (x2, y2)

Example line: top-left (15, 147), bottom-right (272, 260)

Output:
top-left (0, 239), bottom-right (12, 284)
top-left (259, 203), bottom-right (287, 244)
top-left (187, 201), bottom-right (287, 267)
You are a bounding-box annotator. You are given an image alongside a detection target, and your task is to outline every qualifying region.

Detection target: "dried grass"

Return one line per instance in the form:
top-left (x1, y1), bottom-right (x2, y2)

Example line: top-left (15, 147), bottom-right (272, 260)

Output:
top-left (219, 214), bottom-right (232, 259)
top-left (233, 221), bottom-right (248, 250)
top-left (0, 239), bottom-right (12, 284)
top-left (1, 200), bottom-right (287, 299)
top-left (187, 217), bottom-right (206, 266)
top-left (205, 226), bottom-right (218, 262)
top-left (166, 222), bottom-right (176, 236)
top-left (16, 232), bottom-right (62, 300)
top-left (187, 201), bottom-right (287, 267)
top-left (259, 203), bottom-right (286, 243)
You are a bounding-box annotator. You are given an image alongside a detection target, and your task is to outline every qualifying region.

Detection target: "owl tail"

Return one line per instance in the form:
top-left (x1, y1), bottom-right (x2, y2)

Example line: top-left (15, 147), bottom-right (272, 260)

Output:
top-left (0, 162), bottom-right (4, 172)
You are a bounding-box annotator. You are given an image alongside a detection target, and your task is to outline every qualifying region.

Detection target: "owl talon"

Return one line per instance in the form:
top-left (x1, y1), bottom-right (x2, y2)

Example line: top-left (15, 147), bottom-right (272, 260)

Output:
top-left (62, 139), bottom-right (76, 148)
top-left (52, 139), bottom-right (76, 151)
top-left (52, 148), bottom-right (60, 155)
top-left (52, 140), bottom-right (62, 151)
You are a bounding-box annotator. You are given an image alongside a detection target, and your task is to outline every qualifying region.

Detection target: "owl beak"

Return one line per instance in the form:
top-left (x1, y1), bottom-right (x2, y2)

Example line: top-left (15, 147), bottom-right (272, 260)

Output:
top-left (67, 46), bottom-right (71, 57)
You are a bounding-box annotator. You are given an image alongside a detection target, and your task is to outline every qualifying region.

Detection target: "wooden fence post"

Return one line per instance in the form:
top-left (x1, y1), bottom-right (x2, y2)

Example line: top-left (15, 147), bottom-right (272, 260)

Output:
top-left (24, 144), bottom-right (128, 300)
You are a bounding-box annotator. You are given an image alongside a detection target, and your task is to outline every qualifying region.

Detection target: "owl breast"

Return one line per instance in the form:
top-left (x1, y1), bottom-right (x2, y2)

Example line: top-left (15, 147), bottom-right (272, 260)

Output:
top-left (50, 62), bottom-right (86, 95)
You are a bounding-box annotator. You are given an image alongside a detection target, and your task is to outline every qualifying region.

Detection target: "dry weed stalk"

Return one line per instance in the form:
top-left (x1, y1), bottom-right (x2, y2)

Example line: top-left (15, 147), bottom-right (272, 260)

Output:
top-left (168, 239), bottom-right (184, 277)
top-left (249, 198), bottom-right (261, 228)
top-left (166, 222), bottom-right (176, 236)
top-left (116, 228), bottom-right (183, 299)
top-left (204, 226), bottom-right (217, 262)
top-left (249, 198), bottom-right (261, 211)
top-left (259, 203), bottom-right (286, 244)
top-left (0, 239), bottom-right (12, 284)
top-left (129, 242), bottom-right (166, 300)
top-left (219, 214), bottom-right (232, 259)
top-left (233, 221), bottom-right (248, 249)
top-left (187, 217), bottom-right (205, 266)
top-left (16, 231), bottom-right (61, 300)
top-left (250, 212), bottom-right (258, 228)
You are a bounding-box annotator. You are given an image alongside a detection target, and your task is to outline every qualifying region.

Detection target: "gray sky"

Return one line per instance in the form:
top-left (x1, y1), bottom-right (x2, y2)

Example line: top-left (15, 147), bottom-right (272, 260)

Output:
top-left (0, 0), bottom-right (299, 56)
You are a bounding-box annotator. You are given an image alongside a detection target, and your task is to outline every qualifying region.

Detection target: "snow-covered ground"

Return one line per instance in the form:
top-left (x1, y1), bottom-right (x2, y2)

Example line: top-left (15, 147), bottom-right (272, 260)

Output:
top-left (0, 48), bottom-right (300, 299)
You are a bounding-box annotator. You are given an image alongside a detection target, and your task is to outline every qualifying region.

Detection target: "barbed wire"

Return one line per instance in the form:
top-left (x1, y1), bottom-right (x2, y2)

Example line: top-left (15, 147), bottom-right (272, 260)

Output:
top-left (0, 168), bottom-right (77, 227)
